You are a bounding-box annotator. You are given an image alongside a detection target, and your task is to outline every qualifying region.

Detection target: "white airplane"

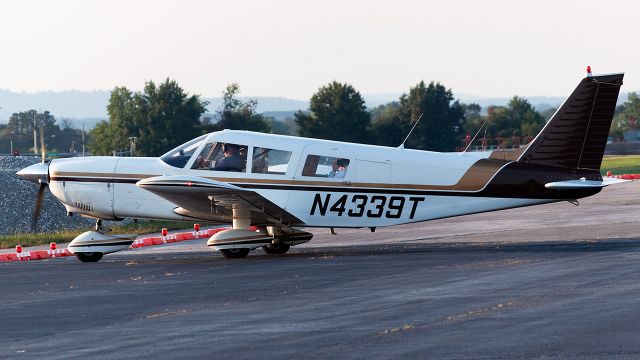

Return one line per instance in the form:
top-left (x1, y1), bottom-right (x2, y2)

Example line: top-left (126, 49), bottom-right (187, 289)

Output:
top-left (17, 72), bottom-right (628, 262)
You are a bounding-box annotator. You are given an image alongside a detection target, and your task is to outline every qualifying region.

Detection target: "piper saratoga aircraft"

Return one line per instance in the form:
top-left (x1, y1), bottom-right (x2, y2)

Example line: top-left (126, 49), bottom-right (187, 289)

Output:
top-left (18, 71), bottom-right (628, 262)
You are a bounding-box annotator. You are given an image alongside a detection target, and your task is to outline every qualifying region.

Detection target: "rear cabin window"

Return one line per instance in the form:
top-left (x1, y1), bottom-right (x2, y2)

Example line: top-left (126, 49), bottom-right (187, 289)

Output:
top-left (252, 148), bottom-right (292, 175)
top-left (302, 155), bottom-right (350, 178)
top-left (191, 142), bottom-right (248, 172)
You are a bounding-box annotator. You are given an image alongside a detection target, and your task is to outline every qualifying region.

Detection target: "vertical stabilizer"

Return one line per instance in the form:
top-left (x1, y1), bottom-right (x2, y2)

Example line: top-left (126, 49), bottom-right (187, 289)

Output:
top-left (518, 73), bottom-right (623, 170)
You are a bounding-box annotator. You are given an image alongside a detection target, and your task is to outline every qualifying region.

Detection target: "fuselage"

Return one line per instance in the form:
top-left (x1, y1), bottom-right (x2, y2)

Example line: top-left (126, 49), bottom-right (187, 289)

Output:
top-left (44, 130), bottom-right (601, 228)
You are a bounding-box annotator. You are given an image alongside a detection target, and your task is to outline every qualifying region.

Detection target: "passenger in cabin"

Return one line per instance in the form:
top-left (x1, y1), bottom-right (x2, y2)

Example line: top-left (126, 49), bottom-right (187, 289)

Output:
top-left (328, 158), bottom-right (348, 178)
top-left (212, 143), bottom-right (245, 172)
top-left (252, 147), bottom-right (268, 173)
top-left (239, 146), bottom-right (248, 171)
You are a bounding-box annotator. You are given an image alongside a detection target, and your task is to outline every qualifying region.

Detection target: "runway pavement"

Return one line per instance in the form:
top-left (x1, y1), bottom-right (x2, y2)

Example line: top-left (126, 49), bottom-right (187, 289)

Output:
top-left (1, 182), bottom-right (639, 359)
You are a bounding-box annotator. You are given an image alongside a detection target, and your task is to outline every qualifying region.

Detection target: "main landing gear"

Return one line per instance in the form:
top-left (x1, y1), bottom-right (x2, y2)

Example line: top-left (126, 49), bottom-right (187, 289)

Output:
top-left (75, 252), bottom-right (104, 262)
top-left (220, 248), bottom-right (251, 258)
top-left (262, 242), bottom-right (291, 255)
top-left (207, 207), bottom-right (312, 259)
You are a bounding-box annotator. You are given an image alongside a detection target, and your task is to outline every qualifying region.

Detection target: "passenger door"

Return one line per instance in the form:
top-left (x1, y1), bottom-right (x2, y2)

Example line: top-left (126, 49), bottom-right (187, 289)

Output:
top-left (285, 145), bottom-right (356, 226)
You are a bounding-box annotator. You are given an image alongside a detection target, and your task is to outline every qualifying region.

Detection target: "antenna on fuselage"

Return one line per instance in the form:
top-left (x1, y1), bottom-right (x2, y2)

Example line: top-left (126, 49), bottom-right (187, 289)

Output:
top-left (461, 120), bottom-right (488, 153)
top-left (398, 113), bottom-right (423, 149)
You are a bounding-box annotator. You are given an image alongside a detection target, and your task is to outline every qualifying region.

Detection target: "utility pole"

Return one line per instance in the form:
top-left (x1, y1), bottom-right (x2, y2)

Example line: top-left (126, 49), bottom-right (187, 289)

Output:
top-left (82, 124), bottom-right (86, 157)
top-left (129, 136), bottom-right (137, 156)
top-left (33, 111), bottom-right (38, 155)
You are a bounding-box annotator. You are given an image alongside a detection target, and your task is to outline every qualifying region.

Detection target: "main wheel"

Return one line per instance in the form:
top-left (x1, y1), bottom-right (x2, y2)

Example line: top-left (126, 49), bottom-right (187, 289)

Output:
top-left (75, 252), bottom-right (104, 262)
top-left (262, 243), bottom-right (290, 255)
top-left (220, 248), bottom-right (250, 258)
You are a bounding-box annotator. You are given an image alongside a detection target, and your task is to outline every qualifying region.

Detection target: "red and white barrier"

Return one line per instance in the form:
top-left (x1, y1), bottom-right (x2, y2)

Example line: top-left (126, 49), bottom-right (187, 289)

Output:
top-left (610, 174), bottom-right (640, 180)
top-left (0, 225), bottom-right (241, 263)
top-left (604, 171), bottom-right (640, 180)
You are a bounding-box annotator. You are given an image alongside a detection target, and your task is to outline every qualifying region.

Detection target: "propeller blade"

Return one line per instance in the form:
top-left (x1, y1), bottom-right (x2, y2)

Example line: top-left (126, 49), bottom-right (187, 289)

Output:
top-left (32, 183), bottom-right (46, 231)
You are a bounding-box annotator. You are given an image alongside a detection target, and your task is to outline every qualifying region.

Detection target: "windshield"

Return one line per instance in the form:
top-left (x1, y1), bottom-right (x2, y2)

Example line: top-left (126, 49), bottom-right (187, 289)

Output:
top-left (160, 134), bottom-right (207, 168)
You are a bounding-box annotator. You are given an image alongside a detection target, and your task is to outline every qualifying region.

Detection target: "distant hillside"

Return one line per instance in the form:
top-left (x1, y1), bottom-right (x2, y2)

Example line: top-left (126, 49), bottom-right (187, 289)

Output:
top-left (0, 89), bottom-right (111, 122)
top-left (0, 89), bottom-right (309, 129)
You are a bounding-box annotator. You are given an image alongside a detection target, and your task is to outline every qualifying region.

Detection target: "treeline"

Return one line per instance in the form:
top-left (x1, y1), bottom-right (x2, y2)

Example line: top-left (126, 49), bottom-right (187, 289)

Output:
top-left (3, 78), bottom-right (638, 156)
top-left (295, 81), bottom-right (547, 151)
top-left (86, 78), bottom-right (554, 156)
top-left (0, 110), bottom-right (85, 154)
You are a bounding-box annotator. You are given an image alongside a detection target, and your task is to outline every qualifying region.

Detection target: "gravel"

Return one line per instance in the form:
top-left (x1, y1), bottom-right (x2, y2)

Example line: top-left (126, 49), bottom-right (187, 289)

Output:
top-left (0, 156), bottom-right (95, 235)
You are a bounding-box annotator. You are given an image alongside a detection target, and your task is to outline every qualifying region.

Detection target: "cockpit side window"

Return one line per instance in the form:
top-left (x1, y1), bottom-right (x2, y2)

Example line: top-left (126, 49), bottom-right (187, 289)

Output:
top-left (302, 154), bottom-right (350, 178)
top-left (160, 135), bottom-right (207, 168)
top-left (252, 148), bottom-right (292, 175)
top-left (192, 142), bottom-right (248, 172)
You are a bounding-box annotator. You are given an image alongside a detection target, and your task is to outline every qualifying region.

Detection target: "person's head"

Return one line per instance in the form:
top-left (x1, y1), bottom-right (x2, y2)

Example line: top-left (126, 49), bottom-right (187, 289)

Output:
top-left (223, 143), bottom-right (239, 156)
top-left (336, 158), bottom-right (348, 169)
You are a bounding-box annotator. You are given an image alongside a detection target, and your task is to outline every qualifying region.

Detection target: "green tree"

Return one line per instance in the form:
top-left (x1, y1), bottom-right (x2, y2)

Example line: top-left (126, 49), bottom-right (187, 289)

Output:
top-left (2, 110), bottom-right (76, 152)
top-left (369, 102), bottom-right (407, 147)
top-left (510, 96), bottom-right (545, 138)
top-left (466, 97), bottom-right (544, 148)
top-left (90, 79), bottom-right (208, 156)
top-left (295, 81), bottom-right (370, 143)
top-left (206, 83), bottom-right (271, 133)
top-left (397, 81), bottom-right (464, 151)
top-left (460, 103), bottom-right (483, 138)
top-left (611, 92), bottom-right (640, 140)
top-left (136, 80), bottom-right (207, 156)
top-left (89, 120), bottom-right (121, 155)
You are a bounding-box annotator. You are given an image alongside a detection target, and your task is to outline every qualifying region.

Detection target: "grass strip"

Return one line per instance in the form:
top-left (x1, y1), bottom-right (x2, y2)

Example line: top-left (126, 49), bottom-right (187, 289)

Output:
top-left (601, 155), bottom-right (640, 175)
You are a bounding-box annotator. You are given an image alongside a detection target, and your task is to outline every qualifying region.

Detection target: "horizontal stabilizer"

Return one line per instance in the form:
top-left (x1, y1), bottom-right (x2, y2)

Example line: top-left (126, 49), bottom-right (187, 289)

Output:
top-left (545, 177), bottom-right (630, 190)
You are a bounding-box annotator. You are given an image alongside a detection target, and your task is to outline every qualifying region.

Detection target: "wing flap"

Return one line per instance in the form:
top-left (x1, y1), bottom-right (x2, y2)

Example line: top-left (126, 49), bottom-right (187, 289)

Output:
top-left (137, 175), bottom-right (302, 225)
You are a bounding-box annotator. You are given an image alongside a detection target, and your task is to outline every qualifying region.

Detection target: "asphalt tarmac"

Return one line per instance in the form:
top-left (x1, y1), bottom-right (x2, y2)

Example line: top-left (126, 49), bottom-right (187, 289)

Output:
top-left (1, 182), bottom-right (640, 359)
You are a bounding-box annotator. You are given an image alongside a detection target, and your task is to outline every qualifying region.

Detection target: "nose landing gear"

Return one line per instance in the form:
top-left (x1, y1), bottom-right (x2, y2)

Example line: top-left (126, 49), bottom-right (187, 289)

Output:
top-left (69, 219), bottom-right (136, 263)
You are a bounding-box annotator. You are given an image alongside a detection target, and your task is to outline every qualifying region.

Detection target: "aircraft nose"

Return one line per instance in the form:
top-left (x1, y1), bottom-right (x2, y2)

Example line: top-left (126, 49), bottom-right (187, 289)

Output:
top-left (17, 162), bottom-right (50, 184)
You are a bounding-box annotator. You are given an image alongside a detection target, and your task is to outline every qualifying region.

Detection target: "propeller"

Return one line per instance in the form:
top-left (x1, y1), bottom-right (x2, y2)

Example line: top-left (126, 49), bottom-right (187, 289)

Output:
top-left (31, 125), bottom-right (48, 231)
top-left (32, 183), bottom-right (47, 230)
top-left (16, 123), bottom-right (53, 231)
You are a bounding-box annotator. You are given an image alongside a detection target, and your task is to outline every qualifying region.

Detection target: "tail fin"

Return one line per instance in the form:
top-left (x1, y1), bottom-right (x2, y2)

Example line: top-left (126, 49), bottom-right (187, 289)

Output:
top-left (517, 73), bottom-right (623, 170)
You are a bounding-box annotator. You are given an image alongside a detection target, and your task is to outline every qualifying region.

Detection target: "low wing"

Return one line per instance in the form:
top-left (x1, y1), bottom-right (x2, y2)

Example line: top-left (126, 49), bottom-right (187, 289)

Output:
top-left (545, 177), bottom-right (631, 190)
top-left (137, 175), bottom-right (302, 226)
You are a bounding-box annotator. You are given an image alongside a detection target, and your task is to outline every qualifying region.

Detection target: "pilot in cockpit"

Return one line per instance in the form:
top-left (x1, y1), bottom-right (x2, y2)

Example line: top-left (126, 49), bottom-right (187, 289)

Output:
top-left (212, 143), bottom-right (245, 171)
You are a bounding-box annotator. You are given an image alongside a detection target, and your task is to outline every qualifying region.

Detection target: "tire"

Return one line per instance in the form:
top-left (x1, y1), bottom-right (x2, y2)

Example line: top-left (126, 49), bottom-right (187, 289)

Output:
top-left (220, 248), bottom-right (250, 258)
top-left (262, 243), bottom-right (290, 255)
top-left (75, 252), bottom-right (104, 262)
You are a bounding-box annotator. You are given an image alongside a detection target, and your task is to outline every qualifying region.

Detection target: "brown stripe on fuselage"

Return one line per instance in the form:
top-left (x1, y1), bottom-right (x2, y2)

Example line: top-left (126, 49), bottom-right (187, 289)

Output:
top-left (50, 171), bottom-right (156, 179)
top-left (489, 147), bottom-right (527, 162)
top-left (50, 158), bottom-right (510, 192)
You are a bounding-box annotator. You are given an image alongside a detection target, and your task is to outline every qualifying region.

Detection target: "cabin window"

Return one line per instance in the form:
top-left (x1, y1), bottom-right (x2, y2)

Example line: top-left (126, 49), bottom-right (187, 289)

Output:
top-left (191, 142), bottom-right (248, 172)
top-left (252, 148), bottom-right (292, 175)
top-left (302, 155), bottom-right (350, 178)
top-left (160, 135), bottom-right (207, 168)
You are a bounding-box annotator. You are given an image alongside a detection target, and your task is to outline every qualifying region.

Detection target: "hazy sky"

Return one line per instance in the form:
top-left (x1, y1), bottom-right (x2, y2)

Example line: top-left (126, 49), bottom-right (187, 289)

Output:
top-left (0, 0), bottom-right (638, 99)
